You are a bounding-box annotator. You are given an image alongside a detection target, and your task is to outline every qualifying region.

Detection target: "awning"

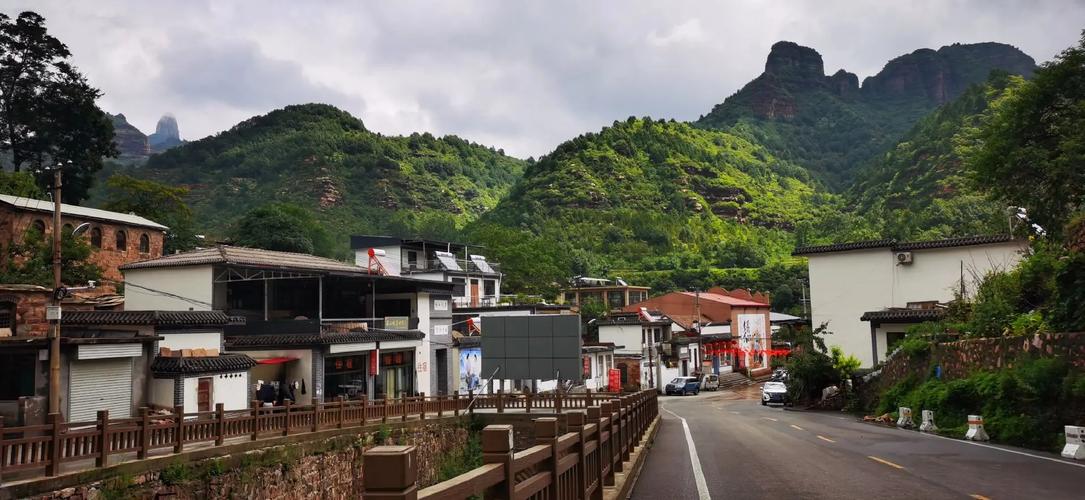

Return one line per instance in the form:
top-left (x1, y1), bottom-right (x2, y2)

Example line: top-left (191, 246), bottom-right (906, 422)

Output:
top-left (255, 356), bottom-right (298, 364)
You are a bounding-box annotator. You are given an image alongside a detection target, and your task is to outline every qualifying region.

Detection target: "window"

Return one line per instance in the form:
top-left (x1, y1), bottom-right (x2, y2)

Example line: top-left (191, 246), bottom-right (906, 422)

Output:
top-left (886, 332), bottom-right (907, 355)
top-left (484, 279), bottom-right (496, 298)
top-left (89, 227), bottom-right (102, 248)
top-left (139, 234), bottom-right (150, 253)
top-left (608, 291), bottom-right (624, 309)
top-left (30, 219), bottom-right (46, 235)
top-left (0, 301), bottom-right (14, 331)
top-left (115, 230), bottom-right (127, 251)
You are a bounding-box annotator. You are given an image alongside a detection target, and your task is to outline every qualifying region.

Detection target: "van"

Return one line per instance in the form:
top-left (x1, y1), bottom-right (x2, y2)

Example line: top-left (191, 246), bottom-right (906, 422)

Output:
top-left (701, 373), bottom-right (720, 391)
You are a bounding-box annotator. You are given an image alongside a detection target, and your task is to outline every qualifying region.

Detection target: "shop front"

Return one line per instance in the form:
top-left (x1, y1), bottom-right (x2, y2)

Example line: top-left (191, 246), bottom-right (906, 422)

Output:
top-left (325, 352), bottom-right (372, 400)
top-left (377, 348), bottom-right (415, 398)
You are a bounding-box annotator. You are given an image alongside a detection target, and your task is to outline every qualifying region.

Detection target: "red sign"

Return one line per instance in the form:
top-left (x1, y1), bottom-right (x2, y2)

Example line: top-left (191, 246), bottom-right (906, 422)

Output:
top-left (607, 368), bottom-right (621, 392)
top-left (370, 350), bottom-right (378, 376)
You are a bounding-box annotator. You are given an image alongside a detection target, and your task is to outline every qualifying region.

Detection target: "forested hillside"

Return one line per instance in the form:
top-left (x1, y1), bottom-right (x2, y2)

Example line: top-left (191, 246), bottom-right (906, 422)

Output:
top-left (697, 41), bottom-right (1035, 189)
top-left (92, 104), bottom-right (525, 252)
top-left (468, 117), bottom-right (837, 299)
top-left (850, 73), bottom-right (1020, 239)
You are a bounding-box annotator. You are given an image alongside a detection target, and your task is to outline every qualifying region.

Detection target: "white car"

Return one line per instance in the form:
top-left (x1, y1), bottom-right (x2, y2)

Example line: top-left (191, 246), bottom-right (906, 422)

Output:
top-left (701, 374), bottom-right (720, 391)
top-left (761, 381), bottom-right (789, 406)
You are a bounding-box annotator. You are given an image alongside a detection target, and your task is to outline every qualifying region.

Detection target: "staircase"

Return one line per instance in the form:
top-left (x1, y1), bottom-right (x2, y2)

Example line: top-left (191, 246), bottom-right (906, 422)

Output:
top-left (715, 372), bottom-right (751, 390)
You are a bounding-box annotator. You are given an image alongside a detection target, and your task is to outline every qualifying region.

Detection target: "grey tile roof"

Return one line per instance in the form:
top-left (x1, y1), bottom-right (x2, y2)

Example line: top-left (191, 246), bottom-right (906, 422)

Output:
top-left (61, 310), bottom-right (242, 327)
top-left (793, 235), bottom-right (1018, 256)
top-left (120, 245), bottom-right (365, 273)
top-left (0, 194), bottom-right (167, 230)
top-left (151, 354), bottom-right (257, 377)
top-left (860, 308), bottom-right (945, 322)
top-left (225, 329), bottom-right (424, 348)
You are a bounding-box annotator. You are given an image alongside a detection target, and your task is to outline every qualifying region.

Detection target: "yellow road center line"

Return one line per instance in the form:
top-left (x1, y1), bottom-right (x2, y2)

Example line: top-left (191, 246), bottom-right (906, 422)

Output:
top-left (970, 495), bottom-right (991, 500)
top-left (761, 417), bottom-right (778, 422)
top-left (867, 456), bottom-right (905, 470)
top-left (790, 424), bottom-right (805, 431)
top-left (817, 435), bottom-right (835, 443)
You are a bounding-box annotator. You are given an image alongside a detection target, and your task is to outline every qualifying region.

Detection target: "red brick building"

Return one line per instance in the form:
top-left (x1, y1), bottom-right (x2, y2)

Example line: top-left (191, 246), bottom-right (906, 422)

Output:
top-left (624, 287), bottom-right (774, 376)
top-left (0, 194), bottom-right (167, 287)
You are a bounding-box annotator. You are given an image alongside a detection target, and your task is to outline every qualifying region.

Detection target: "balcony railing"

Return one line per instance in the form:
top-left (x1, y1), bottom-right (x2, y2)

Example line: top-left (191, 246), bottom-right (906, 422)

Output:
top-left (400, 258), bottom-right (501, 275)
top-left (224, 317), bottom-right (421, 336)
top-left (452, 295), bottom-right (500, 308)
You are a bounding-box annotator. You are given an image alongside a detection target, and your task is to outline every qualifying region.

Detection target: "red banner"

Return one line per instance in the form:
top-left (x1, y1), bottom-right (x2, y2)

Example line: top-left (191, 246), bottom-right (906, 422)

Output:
top-left (608, 368), bottom-right (621, 392)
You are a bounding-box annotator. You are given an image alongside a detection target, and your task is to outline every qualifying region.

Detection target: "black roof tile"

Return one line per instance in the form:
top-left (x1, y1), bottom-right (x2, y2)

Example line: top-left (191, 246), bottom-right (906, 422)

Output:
top-left (62, 310), bottom-right (242, 328)
top-left (860, 308), bottom-right (946, 322)
top-left (225, 329), bottom-right (424, 348)
top-left (793, 235), bottom-right (1018, 256)
top-left (151, 354), bottom-right (257, 377)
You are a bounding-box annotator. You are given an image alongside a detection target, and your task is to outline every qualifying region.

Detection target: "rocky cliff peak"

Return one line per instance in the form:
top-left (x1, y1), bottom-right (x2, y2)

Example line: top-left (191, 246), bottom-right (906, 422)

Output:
top-left (148, 113), bottom-right (184, 152)
top-left (764, 41), bottom-right (825, 81)
top-left (109, 113), bottom-right (150, 157)
top-left (827, 69), bottom-right (860, 97)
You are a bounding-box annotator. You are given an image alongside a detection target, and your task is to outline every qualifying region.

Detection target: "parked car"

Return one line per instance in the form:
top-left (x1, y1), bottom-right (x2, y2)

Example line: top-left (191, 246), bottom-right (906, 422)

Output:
top-left (761, 380), bottom-right (789, 405)
top-left (665, 377), bottom-right (701, 396)
top-left (701, 373), bottom-right (720, 391)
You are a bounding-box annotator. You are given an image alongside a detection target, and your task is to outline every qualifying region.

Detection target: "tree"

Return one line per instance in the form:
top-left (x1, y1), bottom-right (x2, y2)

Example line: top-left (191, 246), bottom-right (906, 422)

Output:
top-left (963, 33), bottom-right (1085, 239)
top-left (99, 174), bottom-right (199, 254)
top-left (0, 11), bottom-right (116, 202)
top-left (231, 203), bottom-right (337, 257)
top-left (0, 170), bottom-right (44, 198)
top-left (0, 226), bottom-right (101, 287)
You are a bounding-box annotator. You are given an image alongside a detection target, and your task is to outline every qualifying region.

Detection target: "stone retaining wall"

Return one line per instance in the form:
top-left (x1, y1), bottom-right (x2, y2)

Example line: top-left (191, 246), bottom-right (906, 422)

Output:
top-left (28, 419), bottom-right (472, 500)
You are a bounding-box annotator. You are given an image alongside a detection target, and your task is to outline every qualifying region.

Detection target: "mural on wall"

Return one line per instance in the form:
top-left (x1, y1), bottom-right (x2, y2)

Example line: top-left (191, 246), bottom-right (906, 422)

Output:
top-left (737, 313), bottom-right (768, 370)
top-left (459, 348), bottom-right (481, 393)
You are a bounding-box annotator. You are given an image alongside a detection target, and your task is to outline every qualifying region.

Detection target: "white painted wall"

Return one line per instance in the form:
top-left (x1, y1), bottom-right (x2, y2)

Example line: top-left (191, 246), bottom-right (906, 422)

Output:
top-left (182, 377), bottom-right (198, 411)
top-left (807, 241), bottom-right (1025, 367)
top-left (150, 378), bottom-right (174, 408)
top-left (416, 292), bottom-right (432, 396)
top-left (597, 324), bottom-right (642, 355)
top-left (157, 331), bottom-right (222, 351)
top-left (123, 265), bottom-right (214, 311)
top-left (232, 349), bottom-right (313, 405)
top-left (212, 372), bottom-right (249, 410)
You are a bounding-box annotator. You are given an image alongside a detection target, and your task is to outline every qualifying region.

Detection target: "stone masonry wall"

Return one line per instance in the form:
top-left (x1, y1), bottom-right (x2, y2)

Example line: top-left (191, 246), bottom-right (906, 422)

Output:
top-left (31, 419), bottom-right (471, 500)
top-left (860, 332), bottom-right (1085, 406)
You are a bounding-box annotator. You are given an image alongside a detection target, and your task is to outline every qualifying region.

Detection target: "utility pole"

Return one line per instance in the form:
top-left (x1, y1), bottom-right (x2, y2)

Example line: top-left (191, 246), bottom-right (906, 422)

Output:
top-left (49, 166), bottom-right (62, 415)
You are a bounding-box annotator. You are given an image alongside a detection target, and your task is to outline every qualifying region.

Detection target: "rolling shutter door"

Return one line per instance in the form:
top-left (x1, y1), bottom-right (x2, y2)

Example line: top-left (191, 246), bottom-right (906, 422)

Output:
top-left (69, 358), bottom-right (133, 422)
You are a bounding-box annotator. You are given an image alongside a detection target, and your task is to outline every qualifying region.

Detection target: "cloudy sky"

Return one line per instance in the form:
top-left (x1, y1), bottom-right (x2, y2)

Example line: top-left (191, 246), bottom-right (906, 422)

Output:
top-left (12, 1), bottom-right (1085, 158)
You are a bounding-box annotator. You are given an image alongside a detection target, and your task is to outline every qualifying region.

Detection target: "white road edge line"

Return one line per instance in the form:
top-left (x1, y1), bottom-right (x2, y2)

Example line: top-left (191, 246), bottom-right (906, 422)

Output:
top-left (662, 406), bottom-right (712, 500)
top-left (920, 431), bottom-right (1085, 469)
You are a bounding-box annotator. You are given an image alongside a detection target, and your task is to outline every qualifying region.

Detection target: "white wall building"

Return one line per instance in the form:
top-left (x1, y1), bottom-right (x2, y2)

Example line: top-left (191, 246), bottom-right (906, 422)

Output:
top-left (796, 235), bottom-right (1026, 367)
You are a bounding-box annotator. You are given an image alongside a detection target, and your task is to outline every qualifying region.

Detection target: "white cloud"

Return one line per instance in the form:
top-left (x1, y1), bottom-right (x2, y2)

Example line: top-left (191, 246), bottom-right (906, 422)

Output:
top-left (7, 0), bottom-right (1083, 158)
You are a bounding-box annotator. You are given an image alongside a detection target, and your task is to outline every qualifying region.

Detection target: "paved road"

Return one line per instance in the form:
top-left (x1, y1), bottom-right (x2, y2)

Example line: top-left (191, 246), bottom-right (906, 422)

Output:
top-left (631, 389), bottom-right (1085, 500)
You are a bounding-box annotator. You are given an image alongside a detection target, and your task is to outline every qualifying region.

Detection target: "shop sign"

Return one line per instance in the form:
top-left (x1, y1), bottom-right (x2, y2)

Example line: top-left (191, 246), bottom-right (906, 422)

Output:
top-left (385, 316), bottom-right (410, 330)
top-left (433, 299), bottom-right (449, 311)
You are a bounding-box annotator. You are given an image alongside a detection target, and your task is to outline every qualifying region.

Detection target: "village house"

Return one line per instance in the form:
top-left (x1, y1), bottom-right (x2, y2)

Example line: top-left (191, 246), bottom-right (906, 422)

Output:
top-left (581, 342), bottom-right (618, 391)
top-left (557, 276), bottom-right (649, 311)
top-left (119, 245), bottom-right (456, 400)
top-left (595, 309), bottom-right (674, 390)
top-left (351, 235), bottom-right (502, 308)
top-left (623, 288), bottom-right (774, 378)
top-left (0, 193), bottom-right (167, 289)
top-left (794, 235), bottom-right (1026, 367)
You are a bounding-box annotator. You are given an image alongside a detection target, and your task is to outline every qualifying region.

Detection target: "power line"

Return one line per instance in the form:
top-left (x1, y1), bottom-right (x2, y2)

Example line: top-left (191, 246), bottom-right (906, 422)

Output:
top-left (102, 278), bottom-right (214, 309)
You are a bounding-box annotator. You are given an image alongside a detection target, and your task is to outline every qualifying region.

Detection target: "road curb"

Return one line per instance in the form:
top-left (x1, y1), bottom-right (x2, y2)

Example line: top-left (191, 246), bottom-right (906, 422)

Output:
top-left (605, 414), bottom-right (661, 500)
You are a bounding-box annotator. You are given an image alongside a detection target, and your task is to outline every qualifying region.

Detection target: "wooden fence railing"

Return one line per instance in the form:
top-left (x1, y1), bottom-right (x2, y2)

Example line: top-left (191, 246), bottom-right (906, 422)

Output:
top-left (364, 390), bottom-right (659, 500)
top-left (0, 390), bottom-right (621, 484)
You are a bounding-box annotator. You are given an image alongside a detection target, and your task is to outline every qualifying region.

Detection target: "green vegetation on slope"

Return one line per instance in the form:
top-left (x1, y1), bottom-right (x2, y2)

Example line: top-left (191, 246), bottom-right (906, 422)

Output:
top-left (92, 103), bottom-right (525, 252)
top-left (849, 73), bottom-right (1019, 240)
top-left (697, 41), bottom-right (1035, 190)
top-left (471, 117), bottom-right (837, 295)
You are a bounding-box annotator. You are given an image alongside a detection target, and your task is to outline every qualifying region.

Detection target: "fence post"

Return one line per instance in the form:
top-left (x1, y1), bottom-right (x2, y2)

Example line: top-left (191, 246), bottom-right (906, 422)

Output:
top-left (600, 401), bottom-right (616, 485)
top-left (283, 400), bottom-right (292, 437)
top-left (437, 394), bottom-right (444, 418)
top-left (482, 425), bottom-right (515, 500)
top-left (96, 410), bottom-right (110, 468)
top-left (555, 390), bottom-right (563, 414)
top-left (137, 407), bottom-right (150, 460)
top-left (0, 415), bottom-right (4, 484)
top-left (215, 403), bottom-right (225, 446)
top-left (586, 406), bottom-right (605, 500)
top-left (382, 397), bottom-right (388, 424)
top-left (567, 412), bottom-right (587, 498)
top-left (616, 398), bottom-right (630, 463)
top-left (360, 394), bottom-right (368, 426)
top-left (586, 388), bottom-right (593, 407)
top-left (45, 413), bottom-right (61, 477)
top-left (419, 393), bottom-right (426, 421)
top-left (337, 396), bottom-right (346, 429)
top-left (468, 390), bottom-right (475, 415)
top-left (497, 389), bottom-right (505, 413)
top-left (401, 394), bottom-right (408, 423)
top-left (173, 406), bottom-right (185, 454)
top-left (526, 390), bottom-right (533, 414)
top-left (362, 445), bottom-right (418, 499)
top-left (535, 417), bottom-right (560, 500)
top-left (453, 392), bottom-right (460, 417)
top-left (250, 400), bottom-right (260, 441)
top-left (312, 400), bottom-right (321, 433)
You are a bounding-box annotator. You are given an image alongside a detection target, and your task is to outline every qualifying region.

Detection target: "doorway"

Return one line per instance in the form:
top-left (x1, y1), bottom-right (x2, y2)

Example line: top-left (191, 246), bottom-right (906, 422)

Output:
top-left (436, 349), bottom-right (448, 395)
top-left (470, 279), bottom-right (480, 306)
top-left (197, 377), bottom-right (213, 412)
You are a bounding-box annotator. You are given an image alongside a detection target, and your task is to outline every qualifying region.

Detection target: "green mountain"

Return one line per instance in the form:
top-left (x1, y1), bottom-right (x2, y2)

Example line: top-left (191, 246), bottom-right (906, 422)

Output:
top-left (95, 104), bottom-right (525, 247)
top-left (850, 73), bottom-right (1020, 239)
top-left (470, 117), bottom-right (836, 290)
top-left (696, 41), bottom-right (1035, 188)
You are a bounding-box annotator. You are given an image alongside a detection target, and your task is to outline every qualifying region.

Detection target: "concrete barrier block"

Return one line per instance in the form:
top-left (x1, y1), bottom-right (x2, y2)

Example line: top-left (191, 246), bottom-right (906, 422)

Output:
top-left (1062, 425), bottom-right (1085, 460)
top-left (919, 410), bottom-right (938, 433)
top-left (965, 415), bottom-right (989, 441)
top-left (896, 407), bottom-right (914, 429)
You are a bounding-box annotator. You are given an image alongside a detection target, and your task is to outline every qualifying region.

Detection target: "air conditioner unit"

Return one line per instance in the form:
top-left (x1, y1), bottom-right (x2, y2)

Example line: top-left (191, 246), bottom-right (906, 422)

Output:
top-left (895, 252), bottom-right (913, 265)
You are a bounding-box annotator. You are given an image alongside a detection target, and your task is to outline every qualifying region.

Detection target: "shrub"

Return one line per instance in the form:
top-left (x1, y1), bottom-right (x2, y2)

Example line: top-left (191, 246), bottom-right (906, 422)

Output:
top-left (159, 462), bottom-right (192, 485)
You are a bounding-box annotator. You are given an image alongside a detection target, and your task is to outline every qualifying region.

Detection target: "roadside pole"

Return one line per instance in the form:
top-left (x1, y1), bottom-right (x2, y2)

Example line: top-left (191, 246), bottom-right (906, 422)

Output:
top-left (48, 166), bottom-right (62, 415)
